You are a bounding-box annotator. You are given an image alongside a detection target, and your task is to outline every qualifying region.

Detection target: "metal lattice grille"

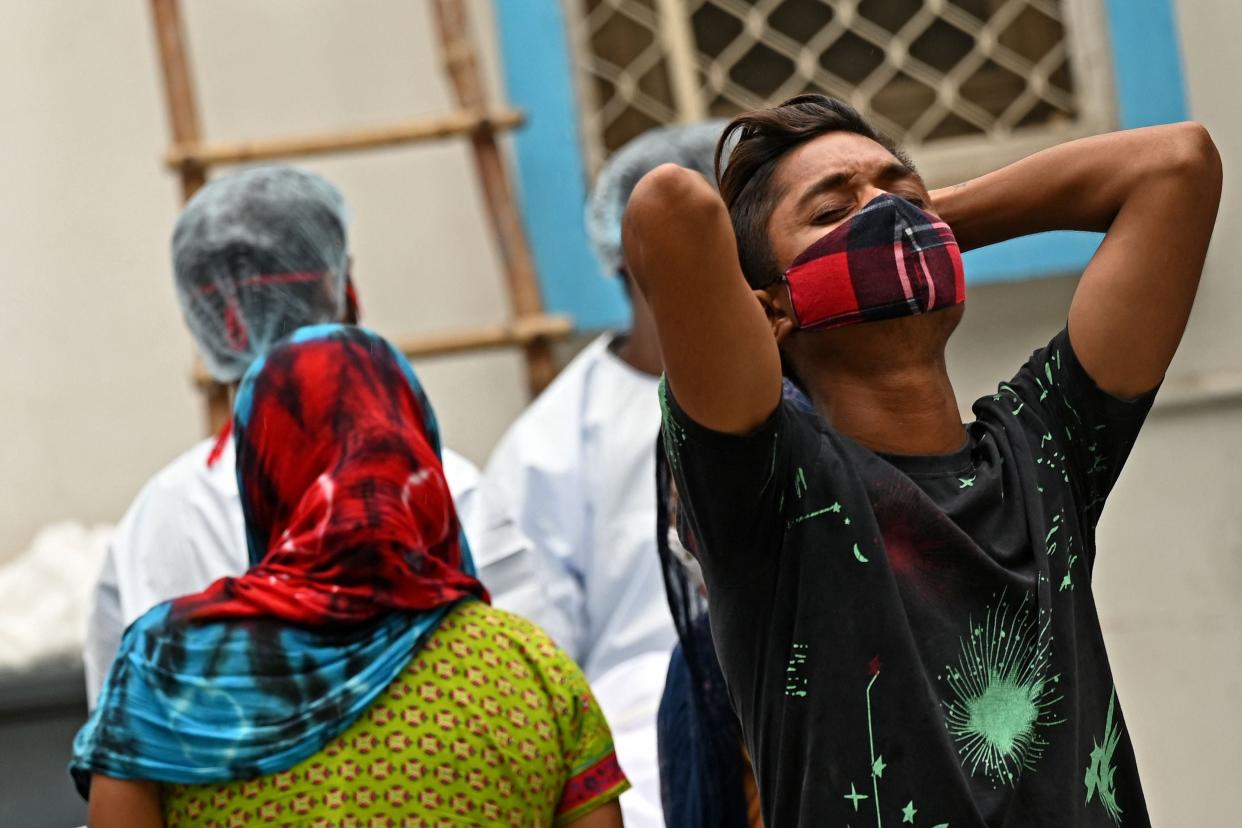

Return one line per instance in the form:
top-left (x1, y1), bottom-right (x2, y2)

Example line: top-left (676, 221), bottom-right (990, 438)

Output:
top-left (569, 0), bottom-right (1112, 177)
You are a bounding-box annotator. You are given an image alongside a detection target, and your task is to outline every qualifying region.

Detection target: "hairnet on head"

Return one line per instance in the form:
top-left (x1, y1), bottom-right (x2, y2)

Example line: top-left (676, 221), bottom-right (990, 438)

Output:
top-left (586, 119), bottom-right (727, 275)
top-left (172, 165), bottom-right (350, 383)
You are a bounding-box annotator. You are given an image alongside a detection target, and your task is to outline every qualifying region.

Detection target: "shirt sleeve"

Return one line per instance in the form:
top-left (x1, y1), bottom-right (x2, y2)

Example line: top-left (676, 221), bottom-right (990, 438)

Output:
top-left (113, 475), bottom-right (239, 626)
top-left (550, 647), bottom-right (631, 826)
top-left (82, 548), bottom-right (123, 709)
top-left (658, 378), bottom-right (796, 583)
top-left (478, 431), bottom-right (588, 663)
top-left (1001, 326), bottom-right (1158, 523)
top-left (469, 476), bottom-right (582, 657)
top-left (440, 446), bottom-right (481, 528)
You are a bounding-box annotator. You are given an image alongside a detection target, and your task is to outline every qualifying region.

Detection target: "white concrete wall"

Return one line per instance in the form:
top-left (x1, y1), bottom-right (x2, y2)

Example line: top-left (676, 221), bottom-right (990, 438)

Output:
top-left (0, 0), bottom-right (1237, 821)
top-left (0, 0), bottom-right (527, 557)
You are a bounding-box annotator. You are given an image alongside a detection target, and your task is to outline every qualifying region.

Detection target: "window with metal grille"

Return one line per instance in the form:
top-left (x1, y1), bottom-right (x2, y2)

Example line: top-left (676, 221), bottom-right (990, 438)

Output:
top-left (567, 0), bottom-right (1115, 184)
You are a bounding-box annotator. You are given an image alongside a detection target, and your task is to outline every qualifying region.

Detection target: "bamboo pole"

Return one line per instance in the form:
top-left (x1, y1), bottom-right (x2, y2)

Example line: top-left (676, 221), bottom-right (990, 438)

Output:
top-left (192, 314), bottom-right (573, 391)
top-left (164, 109), bottom-right (525, 169)
top-left (431, 0), bottom-right (560, 394)
top-left (149, 0), bottom-right (206, 199)
top-left (396, 314), bottom-right (572, 359)
top-left (150, 0), bottom-right (233, 432)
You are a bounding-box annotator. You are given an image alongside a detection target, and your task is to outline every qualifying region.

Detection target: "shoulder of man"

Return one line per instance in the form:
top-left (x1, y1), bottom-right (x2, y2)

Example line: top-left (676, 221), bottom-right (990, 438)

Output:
top-left (484, 334), bottom-right (617, 477)
top-left (120, 437), bottom-right (232, 527)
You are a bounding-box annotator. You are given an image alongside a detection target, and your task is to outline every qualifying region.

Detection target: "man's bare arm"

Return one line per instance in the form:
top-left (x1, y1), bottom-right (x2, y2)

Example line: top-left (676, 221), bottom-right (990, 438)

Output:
top-left (932, 122), bottom-right (1222, 399)
top-left (623, 164), bottom-right (782, 433)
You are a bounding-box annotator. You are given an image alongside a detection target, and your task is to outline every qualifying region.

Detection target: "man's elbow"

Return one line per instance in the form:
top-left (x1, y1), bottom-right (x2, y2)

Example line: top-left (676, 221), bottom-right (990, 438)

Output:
top-left (622, 163), bottom-right (726, 290)
top-left (626, 163), bottom-right (723, 229)
top-left (1165, 121), bottom-right (1222, 190)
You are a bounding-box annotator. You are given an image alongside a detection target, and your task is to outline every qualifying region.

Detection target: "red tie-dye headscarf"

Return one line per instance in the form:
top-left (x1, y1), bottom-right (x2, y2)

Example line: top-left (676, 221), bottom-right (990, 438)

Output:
top-left (174, 323), bottom-right (489, 624)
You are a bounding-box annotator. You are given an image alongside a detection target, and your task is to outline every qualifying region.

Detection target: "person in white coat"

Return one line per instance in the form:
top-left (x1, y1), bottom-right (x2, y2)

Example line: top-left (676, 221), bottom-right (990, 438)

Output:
top-left (83, 167), bottom-right (539, 704)
top-left (476, 121), bottom-right (725, 828)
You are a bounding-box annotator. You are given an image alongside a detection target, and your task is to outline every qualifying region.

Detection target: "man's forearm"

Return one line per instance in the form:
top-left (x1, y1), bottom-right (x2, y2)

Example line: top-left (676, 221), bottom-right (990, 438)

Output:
top-left (929, 121), bottom-right (1220, 399)
top-left (622, 164), bottom-right (783, 434)
top-left (930, 122), bottom-right (1217, 252)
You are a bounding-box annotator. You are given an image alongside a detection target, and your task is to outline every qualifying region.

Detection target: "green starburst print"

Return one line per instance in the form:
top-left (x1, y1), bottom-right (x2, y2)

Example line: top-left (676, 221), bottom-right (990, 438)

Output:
top-left (941, 592), bottom-right (1064, 786)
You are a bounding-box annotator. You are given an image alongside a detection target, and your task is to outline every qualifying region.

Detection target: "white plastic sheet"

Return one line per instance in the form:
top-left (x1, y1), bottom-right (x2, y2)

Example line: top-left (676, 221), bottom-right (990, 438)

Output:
top-left (0, 522), bottom-right (112, 672)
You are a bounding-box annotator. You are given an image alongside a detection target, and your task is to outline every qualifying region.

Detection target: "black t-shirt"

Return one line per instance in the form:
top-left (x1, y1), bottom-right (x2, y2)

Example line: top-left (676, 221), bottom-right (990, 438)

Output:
top-left (660, 328), bottom-right (1155, 827)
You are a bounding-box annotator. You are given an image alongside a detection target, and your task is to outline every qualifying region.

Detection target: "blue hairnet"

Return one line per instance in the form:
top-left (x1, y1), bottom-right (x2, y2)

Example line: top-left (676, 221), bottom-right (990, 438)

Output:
top-left (586, 120), bottom-right (727, 275)
top-left (172, 166), bottom-right (350, 383)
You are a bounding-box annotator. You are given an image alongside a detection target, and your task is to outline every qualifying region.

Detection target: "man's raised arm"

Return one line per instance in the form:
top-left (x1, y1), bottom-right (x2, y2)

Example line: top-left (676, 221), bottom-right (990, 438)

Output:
top-left (932, 122), bottom-right (1222, 399)
top-left (623, 163), bottom-right (782, 434)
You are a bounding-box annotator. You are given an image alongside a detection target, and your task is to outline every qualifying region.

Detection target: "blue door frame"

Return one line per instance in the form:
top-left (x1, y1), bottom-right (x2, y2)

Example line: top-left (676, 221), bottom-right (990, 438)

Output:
top-left (493, 0), bottom-right (1189, 330)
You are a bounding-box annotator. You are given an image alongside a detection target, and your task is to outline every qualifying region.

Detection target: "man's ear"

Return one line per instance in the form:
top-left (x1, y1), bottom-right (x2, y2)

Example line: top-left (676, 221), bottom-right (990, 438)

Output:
top-left (755, 284), bottom-right (797, 345)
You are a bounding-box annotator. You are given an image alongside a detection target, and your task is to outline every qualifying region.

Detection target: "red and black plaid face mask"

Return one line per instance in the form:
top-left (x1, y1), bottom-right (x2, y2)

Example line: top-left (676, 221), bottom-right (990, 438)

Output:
top-left (781, 193), bottom-right (965, 331)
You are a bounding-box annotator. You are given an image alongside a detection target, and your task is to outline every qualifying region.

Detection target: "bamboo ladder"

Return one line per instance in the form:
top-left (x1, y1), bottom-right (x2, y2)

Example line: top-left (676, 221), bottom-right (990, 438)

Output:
top-left (149, 0), bottom-right (571, 432)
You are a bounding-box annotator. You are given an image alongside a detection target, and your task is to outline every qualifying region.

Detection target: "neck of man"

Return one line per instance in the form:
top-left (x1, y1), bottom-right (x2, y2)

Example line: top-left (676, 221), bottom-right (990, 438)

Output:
top-left (614, 271), bottom-right (664, 377)
top-left (804, 357), bottom-right (967, 455)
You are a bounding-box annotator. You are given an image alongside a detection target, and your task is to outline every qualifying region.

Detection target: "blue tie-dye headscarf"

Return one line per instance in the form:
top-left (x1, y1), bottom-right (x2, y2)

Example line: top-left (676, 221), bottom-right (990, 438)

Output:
top-left (71, 324), bottom-right (487, 796)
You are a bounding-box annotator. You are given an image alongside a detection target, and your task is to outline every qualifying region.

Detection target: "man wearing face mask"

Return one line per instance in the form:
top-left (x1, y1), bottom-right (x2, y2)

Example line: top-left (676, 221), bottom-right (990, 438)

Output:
top-left (623, 95), bottom-right (1221, 826)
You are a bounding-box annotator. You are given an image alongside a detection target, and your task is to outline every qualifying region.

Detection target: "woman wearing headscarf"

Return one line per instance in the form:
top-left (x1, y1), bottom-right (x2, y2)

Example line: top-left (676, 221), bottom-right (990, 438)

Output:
top-left (74, 324), bottom-right (629, 827)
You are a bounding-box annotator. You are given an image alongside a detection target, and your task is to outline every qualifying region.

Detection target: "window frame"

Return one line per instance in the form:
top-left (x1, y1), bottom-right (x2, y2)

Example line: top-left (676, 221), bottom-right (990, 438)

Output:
top-left (567, 0), bottom-right (1119, 187)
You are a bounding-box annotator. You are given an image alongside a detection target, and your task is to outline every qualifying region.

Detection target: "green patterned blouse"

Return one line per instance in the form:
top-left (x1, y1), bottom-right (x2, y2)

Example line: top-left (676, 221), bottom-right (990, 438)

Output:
top-left (163, 600), bottom-right (629, 826)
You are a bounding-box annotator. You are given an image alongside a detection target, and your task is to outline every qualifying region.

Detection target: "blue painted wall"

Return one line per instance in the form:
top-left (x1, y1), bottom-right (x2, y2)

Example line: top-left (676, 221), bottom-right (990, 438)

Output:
top-left (493, 0), bottom-right (1191, 327)
top-left (491, 1), bottom-right (628, 329)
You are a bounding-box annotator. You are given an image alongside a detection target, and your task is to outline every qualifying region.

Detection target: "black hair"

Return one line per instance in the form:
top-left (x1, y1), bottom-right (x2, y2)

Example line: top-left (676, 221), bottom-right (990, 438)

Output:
top-left (715, 94), bottom-right (915, 288)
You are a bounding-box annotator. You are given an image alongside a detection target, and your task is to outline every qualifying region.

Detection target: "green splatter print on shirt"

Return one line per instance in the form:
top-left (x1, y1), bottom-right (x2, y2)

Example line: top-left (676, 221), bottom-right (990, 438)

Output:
top-left (941, 593), bottom-right (1064, 786)
top-left (1085, 688), bottom-right (1125, 824)
top-left (658, 378), bottom-right (688, 469)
